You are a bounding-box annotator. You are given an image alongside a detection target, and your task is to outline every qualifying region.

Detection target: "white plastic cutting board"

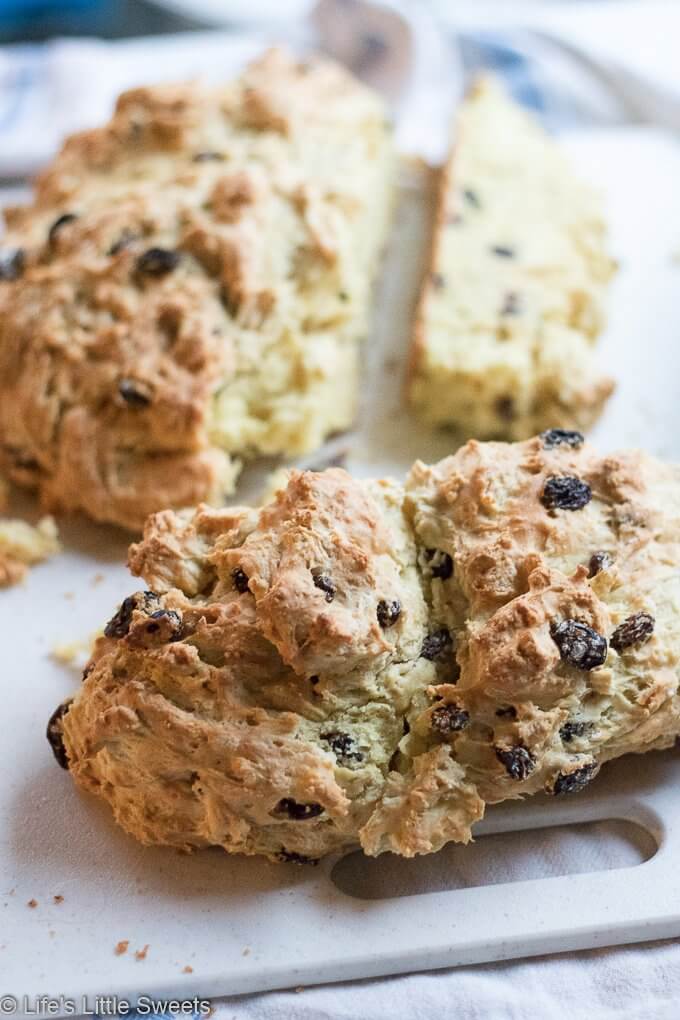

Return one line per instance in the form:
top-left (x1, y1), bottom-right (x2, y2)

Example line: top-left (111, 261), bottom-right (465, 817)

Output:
top-left (2, 127), bottom-right (680, 1008)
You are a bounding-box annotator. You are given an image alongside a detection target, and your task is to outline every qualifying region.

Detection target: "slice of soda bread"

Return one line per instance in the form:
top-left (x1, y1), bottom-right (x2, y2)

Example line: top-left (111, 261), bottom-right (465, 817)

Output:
top-left (409, 78), bottom-right (617, 441)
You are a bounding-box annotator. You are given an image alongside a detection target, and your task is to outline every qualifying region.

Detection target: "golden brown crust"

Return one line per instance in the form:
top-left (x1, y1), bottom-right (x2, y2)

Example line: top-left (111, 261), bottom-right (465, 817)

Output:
top-left (62, 468), bottom-right (431, 860)
top-left (0, 49), bottom-right (395, 530)
top-left (404, 160), bottom-right (444, 392)
top-left (56, 437), bottom-right (680, 860)
top-left (403, 436), bottom-right (680, 840)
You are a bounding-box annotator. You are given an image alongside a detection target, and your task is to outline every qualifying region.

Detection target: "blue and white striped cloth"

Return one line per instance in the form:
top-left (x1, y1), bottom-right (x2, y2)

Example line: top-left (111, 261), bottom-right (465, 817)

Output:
top-left (0, 0), bottom-right (679, 180)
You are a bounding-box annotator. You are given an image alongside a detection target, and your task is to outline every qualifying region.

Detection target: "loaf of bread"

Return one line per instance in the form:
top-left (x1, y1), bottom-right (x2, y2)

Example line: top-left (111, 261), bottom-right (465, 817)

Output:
top-left (49, 431), bottom-right (680, 861)
top-left (0, 48), bottom-right (395, 530)
top-left (409, 78), bottom-right (617, 441)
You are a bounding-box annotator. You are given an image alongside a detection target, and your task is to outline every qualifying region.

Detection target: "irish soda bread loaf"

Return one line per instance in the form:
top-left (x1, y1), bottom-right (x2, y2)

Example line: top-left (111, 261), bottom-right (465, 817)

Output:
top-left (0, 49), bottom-right (395, 529)
top-left (409, 78), bottom-right (617, 440)
top-left (49, 431), bottom-right (680, 860)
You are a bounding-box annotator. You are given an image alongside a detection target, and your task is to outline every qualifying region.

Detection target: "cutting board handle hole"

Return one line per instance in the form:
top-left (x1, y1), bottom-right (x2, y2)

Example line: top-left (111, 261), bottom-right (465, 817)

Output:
top-left (331, 818), bottom-right (657, 900)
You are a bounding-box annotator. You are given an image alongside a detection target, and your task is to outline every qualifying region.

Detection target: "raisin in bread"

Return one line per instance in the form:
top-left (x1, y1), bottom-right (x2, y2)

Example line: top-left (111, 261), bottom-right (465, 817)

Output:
top-left (0, 48), bottom-right (395, 530)
top-left (408, 78), bottom-right (617, 441)
top-left (49, 432), bottom-right (680, 860)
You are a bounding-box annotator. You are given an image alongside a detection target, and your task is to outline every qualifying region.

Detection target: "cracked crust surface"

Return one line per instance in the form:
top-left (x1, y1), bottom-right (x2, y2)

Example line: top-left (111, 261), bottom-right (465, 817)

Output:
top-left (62, 470), bottom-right (431, 859)
top-left (54, 436), bottom-right (680, 860)
top-left (0, 48), bottom-right (395, 530)
top-left (408, 78), bottom-right (617, 440)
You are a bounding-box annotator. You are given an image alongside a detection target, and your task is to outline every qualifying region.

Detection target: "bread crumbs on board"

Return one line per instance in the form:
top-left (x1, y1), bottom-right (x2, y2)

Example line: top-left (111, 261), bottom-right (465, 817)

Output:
top-left (0, 515), bottom-right (61, 588)
top-left (50, 632), bottom-right (100, 669)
